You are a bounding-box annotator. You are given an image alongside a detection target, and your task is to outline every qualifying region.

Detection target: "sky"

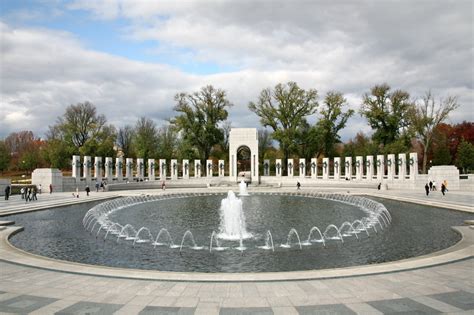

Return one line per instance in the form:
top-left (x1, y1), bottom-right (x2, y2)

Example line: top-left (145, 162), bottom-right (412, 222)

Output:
top-left (0, 0), bottom-right (472, 140)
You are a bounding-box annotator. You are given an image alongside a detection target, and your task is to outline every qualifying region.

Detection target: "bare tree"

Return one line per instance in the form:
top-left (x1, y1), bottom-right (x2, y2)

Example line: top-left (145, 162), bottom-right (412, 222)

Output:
top-left (409, 91), bottom-right (459, 173)
top-left (117, 125), bottom-right (135, 157)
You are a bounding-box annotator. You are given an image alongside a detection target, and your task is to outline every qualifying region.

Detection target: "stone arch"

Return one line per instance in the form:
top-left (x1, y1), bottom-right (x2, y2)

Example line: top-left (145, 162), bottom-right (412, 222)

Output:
top-left (229, 128), bottom-right (259, 182)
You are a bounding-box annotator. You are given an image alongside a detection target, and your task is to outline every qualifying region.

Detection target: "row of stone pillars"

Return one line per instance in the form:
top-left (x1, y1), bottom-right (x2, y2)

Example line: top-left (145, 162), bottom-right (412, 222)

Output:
top-left (262, 153), bottom-right (419, 180)
top-left (71, 156), bottom-right (227, 181)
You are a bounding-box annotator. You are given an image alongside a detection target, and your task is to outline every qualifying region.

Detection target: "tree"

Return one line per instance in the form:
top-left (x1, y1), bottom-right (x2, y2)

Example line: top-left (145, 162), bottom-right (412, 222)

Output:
top-left (456, 139), bottom-right (474, 173)
top-left (171, 85), bottom-right (232, 162)
top-left (249, 81), bottom-right (318, 174)
top-left (133, 117), bottom-right (159, 162)
top-left (48, 102), bottom-right (116, 158)
top-left (117, 125), bottom-right (135, 157)
top-left (41, 139), bottom-right (71, 169)
top-left (157, 125), bottom-right (177, 160)
top-left (0, 140), bottom-right (10, 174)
top-left (315, 91), bottom-right (354, 158)
top-left (258, 129), bottom-right (273, 161)
top-left (4, 131), bottom-right (42, 171)
top-left (360, 83), bottom-right (413, 147)
top-left (409, 91), bottom-right (459, 173)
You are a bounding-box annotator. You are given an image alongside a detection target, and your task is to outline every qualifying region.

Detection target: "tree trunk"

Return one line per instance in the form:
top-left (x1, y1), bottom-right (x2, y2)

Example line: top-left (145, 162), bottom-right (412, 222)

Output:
top-left (422, 144), bottom-right (428, 174)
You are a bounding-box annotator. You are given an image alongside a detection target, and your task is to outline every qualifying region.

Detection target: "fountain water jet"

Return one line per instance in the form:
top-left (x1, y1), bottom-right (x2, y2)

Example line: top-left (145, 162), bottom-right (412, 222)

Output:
top-left (239, 180), bottom-right (249, 196)
top-left (218, 191), bottom-right (252, 240)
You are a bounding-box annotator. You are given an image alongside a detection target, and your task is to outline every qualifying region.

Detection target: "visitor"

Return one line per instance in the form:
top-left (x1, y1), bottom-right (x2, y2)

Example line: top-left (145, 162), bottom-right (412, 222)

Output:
top-left (443, 180), bottom-right (449, 192)
top-left (432, 180), bottom-right (437, 191)
top-left (425, 183), bottom-right (430, 196)
top-left (85, 185), bottom-right (90, 196)
top-left (377, 183), bottom-right (381, 190)
top-left (100, 181), bottom-right (104, 192)
top-left (162, 181), bottom-right (166, 190)
top-left (95, 181), bottom-right (100, 192)
top-left (76, 187), bottom-right (79, 198)
top-left (38, 184), bottom-right (42, 194)
top-left (25, 188), bottom-right (32, 203)
top-left (4, 185), bottom-right (10, 200)
top-left (32, 187), bottom-right (38, 201)
top-left (441, 183), bottom-right (447, 196)
top-left (296, 181), bottom-right (301, 190)
top-left (49, 184), bottom-right (53, 194)
top-left (20, 187), bottom-right (25, 199)
top-left (429, 181), bottom-right (433, 191)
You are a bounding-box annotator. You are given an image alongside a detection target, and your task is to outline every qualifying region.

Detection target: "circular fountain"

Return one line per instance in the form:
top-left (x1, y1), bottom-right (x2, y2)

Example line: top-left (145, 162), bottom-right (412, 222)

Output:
top-left (6, 190), bottom-right (470, 273)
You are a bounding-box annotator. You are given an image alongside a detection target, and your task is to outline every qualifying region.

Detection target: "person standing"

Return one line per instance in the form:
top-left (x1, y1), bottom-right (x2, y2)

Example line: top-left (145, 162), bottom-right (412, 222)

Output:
top-left (161, 181), bottom-right (166, 190)
top-left (20, 187), bottom-right (25, 199)
top-left (76, 187), bottom-right (79, 198)
top-left (49, 184), bottom-right (53, 194)
top-left (38, 184), bottom-right (42, 194)
top-left (443, 180), bottom-right (449, 192)
top-left (432, 180), bottom-right (437, 191)
top-left (429, 181), bottom-right (433, 191)
top-left (4, 185), bottom-right (10, 200)
top-left (425, 183), bottom-right (430, 196)
top-left (85, 185), bottom-right (90, 196)
top-left (296, 181), bottom-right (301, 190)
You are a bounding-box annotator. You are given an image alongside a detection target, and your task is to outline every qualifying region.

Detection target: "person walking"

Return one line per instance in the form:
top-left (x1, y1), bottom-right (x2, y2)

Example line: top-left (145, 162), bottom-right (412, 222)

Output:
top-left (161, 181), bottom-right (166, 190)
top-left (32, 187), bottom-right (38, 201)
top-left (49, 184), bottom-right (53, 194)
top-left (441, 183), bottom-right (447, 196)
top-left (429, 181), bottom-right (433, 191)
top-left (425, 183), bottom-right (430, 196)
top-left (296, 181), bottom-right (301, 190)
top-left (4, 185), bottom-right (10, 200)
top-left (85, 185), bottom-right (90, 196)
top-left (432, 180), bottom-right (437, 191)
top-left (75, 187), bottom-right (79, 198)
top-left (95, 181), bottom-right (100, 192)
top-left (25, 188), bottom-right (32, 202)
top-left (38, 184), bottom-right (42, 194)
top-left (377, 183), bottom-right (382, 190)
top-left (443, 180), bottom-right (449, 192)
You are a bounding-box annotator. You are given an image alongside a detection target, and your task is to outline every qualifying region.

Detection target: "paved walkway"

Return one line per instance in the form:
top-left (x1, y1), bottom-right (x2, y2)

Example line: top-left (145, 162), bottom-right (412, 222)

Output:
top-left (0, 187), bottom-right (473, 314)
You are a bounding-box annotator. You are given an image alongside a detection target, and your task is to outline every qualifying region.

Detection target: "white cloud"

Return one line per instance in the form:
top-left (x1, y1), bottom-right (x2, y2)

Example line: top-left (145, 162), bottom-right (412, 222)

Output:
top-left (1, 0), bottom-right (473, 141)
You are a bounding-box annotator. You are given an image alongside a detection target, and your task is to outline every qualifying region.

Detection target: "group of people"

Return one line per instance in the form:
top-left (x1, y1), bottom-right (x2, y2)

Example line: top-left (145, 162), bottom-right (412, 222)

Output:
top-left (95, 180), bottom-right (107, 192)
top-left (21, 186), bottom-right (39, 202)
top-left (425, 180), bottom-right (449, 196)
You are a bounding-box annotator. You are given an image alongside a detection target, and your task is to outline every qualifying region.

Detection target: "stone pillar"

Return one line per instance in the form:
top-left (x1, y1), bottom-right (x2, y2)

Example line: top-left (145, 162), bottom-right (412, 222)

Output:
top-left (287, 159), bottom-right (294, 177)
top-left (159, 159), bottom-right (167, 180)
top-left (148, 159), bottom-right (155, 181)
top-left (72, 155), bottom-right (81, 179)
top-left (116, 157), bottom-right (123, 182)
top-left (298, 158), bottom-right (305, 178)
top-left (275, 159), bottom-right (282, 177)
top-left (355, 156), bottom-right (363, 180)
top-left (376, 155), bottom-right (384, 181)
top-left (263, 159), bottom-right (270, 176)
top-left (387, 154), bottom-right (395, 180)
top-left (310, 158), bottom-right (317, 179)
top-left (182, 159), bottom-right (190, 179)
top-left (125, 158), bottom-right (133, 180)
top-left (83, 156), bottom-right (92, 181)
top-left (366, 155), bottom-right (374, 180)
top-left (194, 160), bottom-right (201, 178)
top-left (206, 160), bottom-right (213, 178)
top-left (344, 157), bottom-right (352, 180)
top-left (398, 153), bottom-right (407, 180)
top-left (334, 157), bottom-right (341, 180)
top-left (94, 157), bottom-right (102, 180)
top-left (171, 159), bottom-right (178, 180)
top-left (137, 158), bottom-right (145, 180)
top-left (322, 158), bottom-right (329, 180)
top-left (104, 157), bottom-right (113, 182)
top-left (409, 152), bottom-right (418, 180)
top-left (218, 160), bottom-right (225, 177)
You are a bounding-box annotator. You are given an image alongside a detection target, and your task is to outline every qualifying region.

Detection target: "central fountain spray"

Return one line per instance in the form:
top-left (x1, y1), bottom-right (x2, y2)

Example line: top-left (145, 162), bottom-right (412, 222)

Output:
top-left (218, 191), bottom-right (252, 240)
top-left (239, 180), bottom-right (249, 196)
